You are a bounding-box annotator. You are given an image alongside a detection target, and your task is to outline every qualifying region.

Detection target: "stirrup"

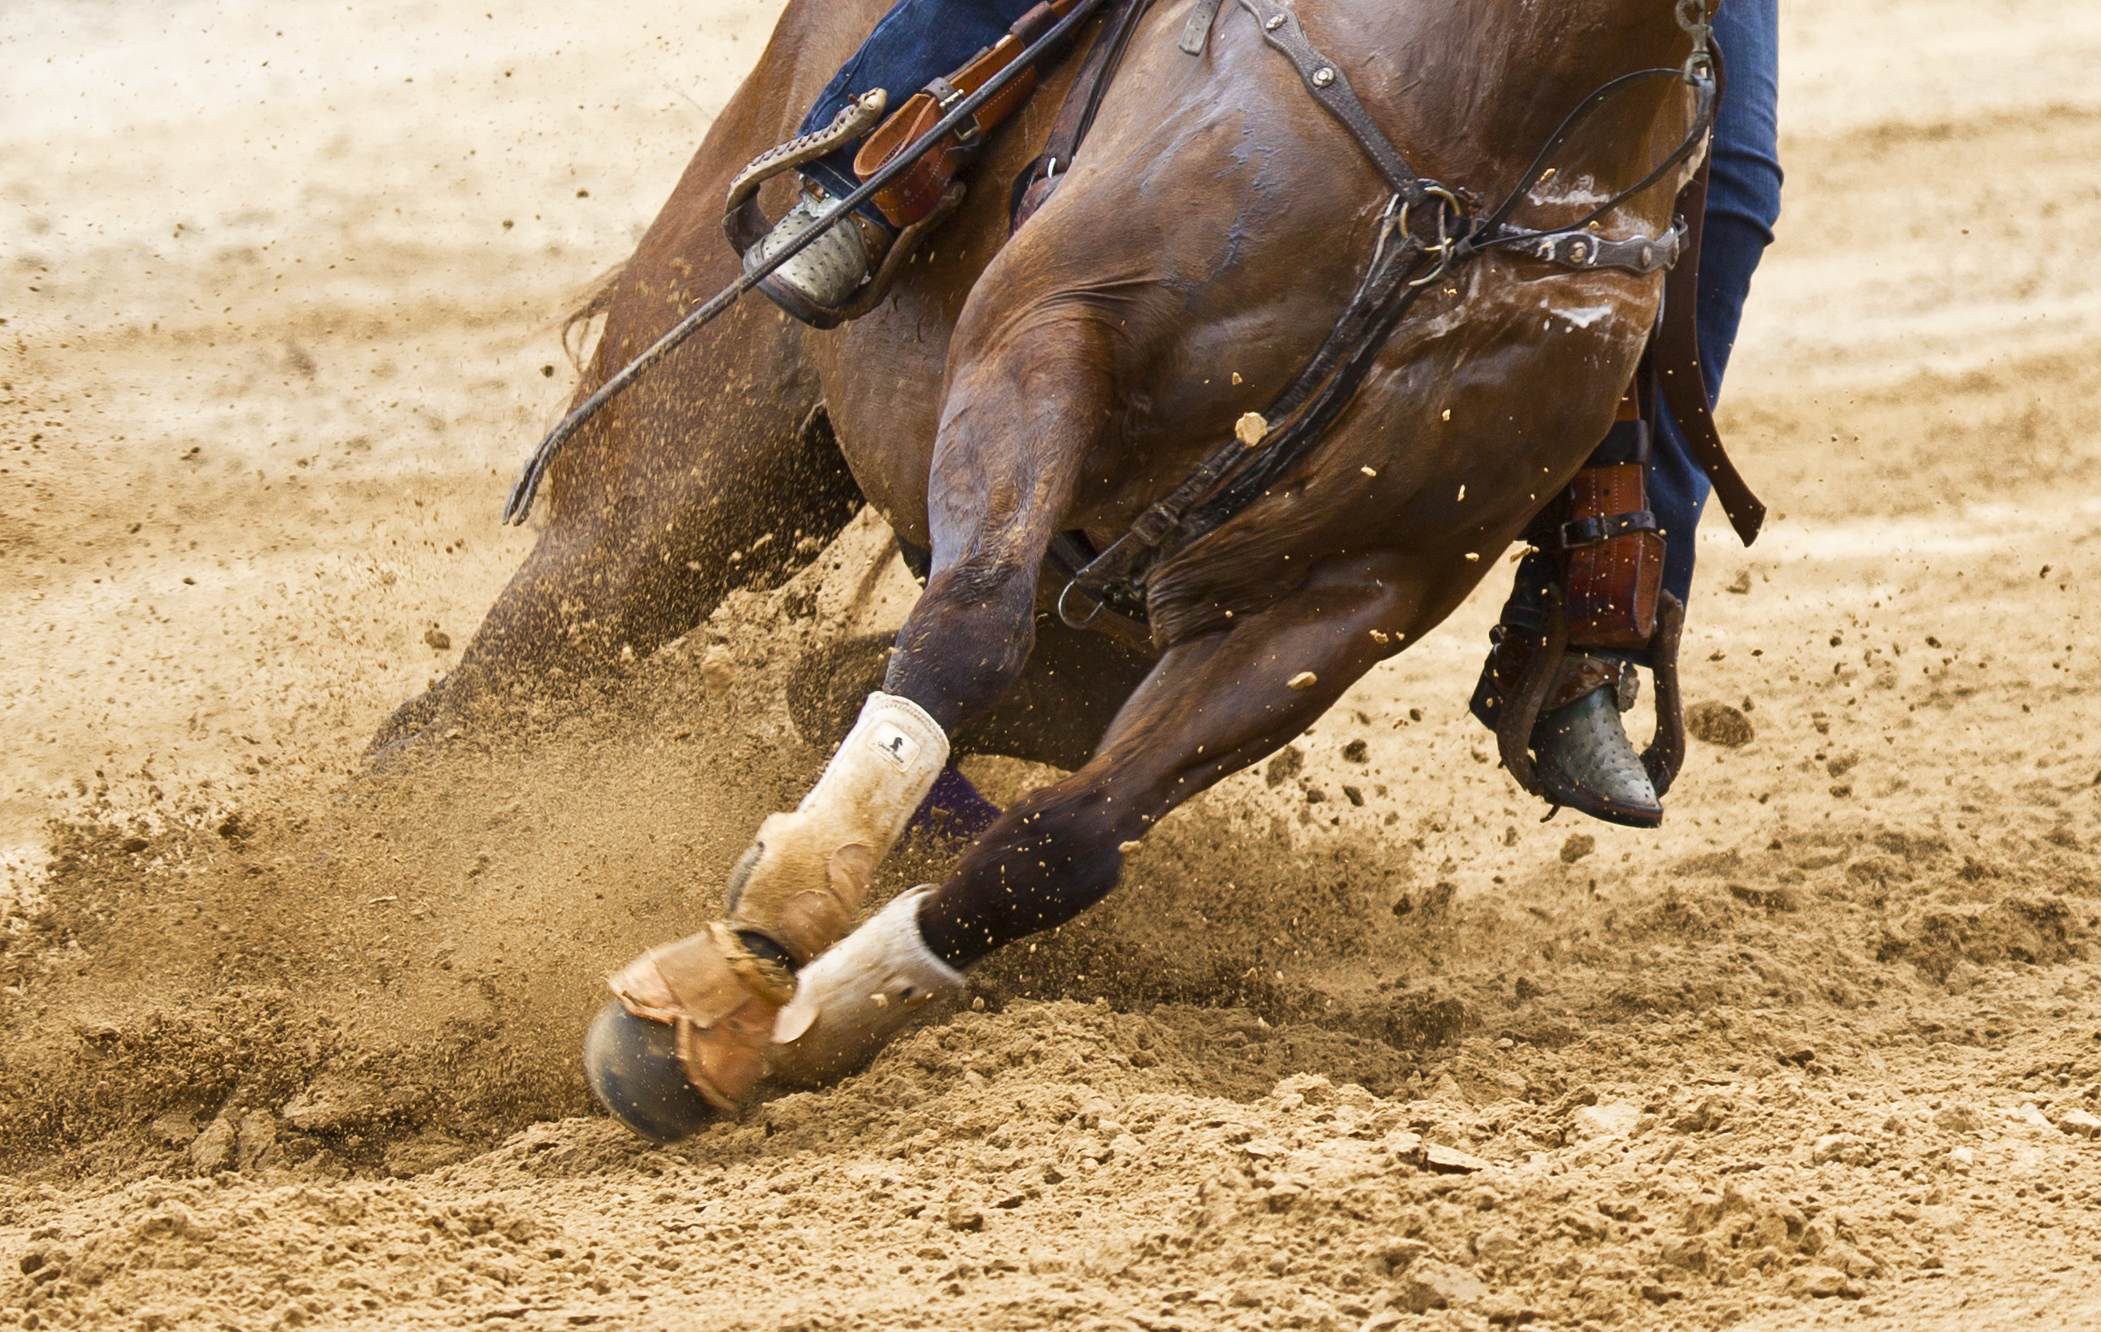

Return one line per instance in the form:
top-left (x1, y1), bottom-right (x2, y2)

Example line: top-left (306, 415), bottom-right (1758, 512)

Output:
top-left (723, 91), bottom-right (890, 256)
top-left (1494, 590), bottom-right (1686, 827)
top-left (740, 179), bottom-right (964, 330)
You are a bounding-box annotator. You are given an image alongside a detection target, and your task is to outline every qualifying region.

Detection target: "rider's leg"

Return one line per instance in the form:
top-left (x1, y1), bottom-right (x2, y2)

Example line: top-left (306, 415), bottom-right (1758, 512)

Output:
top-left (792, 0), bottom-right (1041, 209)
top-left (1471, 0), bottom-right (1782, 823)
top-left (771, 550), bottom-right (1425, 1081)
top-left (746, 0), bottom-right (1042, 324)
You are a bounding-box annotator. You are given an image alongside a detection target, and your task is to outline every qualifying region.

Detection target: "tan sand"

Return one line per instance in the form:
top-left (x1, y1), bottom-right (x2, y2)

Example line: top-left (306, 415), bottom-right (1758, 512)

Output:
top-left (5, 1), bottom-right (2101, 1328)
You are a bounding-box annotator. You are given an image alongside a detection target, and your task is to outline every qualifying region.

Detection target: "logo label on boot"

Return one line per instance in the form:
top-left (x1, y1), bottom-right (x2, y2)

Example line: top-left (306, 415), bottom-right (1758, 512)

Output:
top-left (868, 721), bottom-right (920, 772)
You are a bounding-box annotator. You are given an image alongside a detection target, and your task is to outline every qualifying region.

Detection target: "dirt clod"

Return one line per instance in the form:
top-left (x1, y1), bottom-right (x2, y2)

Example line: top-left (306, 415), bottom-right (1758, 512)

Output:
top-left (1686, 700), bottom-right (1755, 746)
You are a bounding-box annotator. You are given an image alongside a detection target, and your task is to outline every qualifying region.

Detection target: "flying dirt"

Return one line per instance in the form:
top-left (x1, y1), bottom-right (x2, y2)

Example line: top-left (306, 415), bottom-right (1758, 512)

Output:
top-left (5, 1), bottom-right (2101, 1329)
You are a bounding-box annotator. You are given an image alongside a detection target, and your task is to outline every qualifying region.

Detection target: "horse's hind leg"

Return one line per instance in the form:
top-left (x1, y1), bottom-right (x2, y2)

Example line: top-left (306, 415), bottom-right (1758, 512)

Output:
top-left (764, 548), bottom-right (1429, 1084)
top-left (374, 388), bottom-right (859, 746)
top-left (373, 67), bottom-right (865, 753)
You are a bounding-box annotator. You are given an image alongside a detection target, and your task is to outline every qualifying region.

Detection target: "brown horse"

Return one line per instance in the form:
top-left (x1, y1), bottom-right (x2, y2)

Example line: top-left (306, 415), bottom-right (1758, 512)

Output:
top-left (386, 0), bottom-right (1711, 1137)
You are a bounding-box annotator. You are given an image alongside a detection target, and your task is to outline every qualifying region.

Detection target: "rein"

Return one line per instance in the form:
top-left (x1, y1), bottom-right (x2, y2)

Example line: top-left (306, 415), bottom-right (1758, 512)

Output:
top-left (1056, 0), bottom-right (1731, 628)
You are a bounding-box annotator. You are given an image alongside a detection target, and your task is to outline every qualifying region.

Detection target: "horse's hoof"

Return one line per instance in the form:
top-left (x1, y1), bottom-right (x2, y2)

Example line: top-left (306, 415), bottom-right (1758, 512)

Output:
top-left (583, 1001), bottom-right (723, 1143)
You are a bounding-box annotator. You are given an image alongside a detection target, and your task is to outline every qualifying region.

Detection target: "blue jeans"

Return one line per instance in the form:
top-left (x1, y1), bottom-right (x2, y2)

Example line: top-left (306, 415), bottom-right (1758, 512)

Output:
top-left (1484, 0), bottom-right (1783, 675)
top-left (796, 0), bottom-right (1041, 213)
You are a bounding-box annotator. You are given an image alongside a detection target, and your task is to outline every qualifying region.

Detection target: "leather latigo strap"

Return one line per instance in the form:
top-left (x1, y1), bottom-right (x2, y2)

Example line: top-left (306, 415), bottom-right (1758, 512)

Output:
top-left (1178, 0), bottom-right (1225, 54)
top-left (854, 0), bottom-right (1088, 228)
top-left (1011, 0), bottom-right (1155, 232)
top-left (1652, 49), bottom-right (1764, 547)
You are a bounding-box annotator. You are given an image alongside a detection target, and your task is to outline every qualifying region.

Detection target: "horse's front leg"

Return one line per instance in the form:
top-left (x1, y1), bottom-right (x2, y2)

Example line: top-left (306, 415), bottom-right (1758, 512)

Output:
top-left (768, 547), bottom-right (1432, 1083)
top-left (586, 313), bottom-right (1110, 1138)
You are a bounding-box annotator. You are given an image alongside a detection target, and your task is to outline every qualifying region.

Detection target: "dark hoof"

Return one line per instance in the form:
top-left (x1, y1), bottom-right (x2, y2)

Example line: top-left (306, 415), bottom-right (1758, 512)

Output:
top-left (583, 1001), bottom-right (723, 1144)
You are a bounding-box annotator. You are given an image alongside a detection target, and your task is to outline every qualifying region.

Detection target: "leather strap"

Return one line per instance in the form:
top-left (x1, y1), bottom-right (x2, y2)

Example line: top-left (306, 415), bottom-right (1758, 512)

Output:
top-left (1179, 0), bottom-right (1225, 55)
top-left (1650, 49), bottom-right (1764, 547)
top-left (855, 0), bottom-right (1088, 228)
top-left (1011, 0), bottom-right (1157, 232)
top-left (1558, 509), bottom-right (1658, 549)
top-left (1236, 0), bottom-right (1426, 204)
top-left (1521, 219), bottom-right (1685, 276)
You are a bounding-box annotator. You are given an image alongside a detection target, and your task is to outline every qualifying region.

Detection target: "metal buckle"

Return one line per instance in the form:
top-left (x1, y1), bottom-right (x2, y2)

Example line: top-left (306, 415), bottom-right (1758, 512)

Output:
top-left (934, 82), bottom-right (979, 145)
top-left (1675, 0), bottom-right (1714, 82)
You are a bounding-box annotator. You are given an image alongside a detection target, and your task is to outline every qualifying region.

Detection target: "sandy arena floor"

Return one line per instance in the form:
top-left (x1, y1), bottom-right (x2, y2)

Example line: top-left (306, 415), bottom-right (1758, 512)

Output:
top-left (6, 1), bottom-right (2101, 1328)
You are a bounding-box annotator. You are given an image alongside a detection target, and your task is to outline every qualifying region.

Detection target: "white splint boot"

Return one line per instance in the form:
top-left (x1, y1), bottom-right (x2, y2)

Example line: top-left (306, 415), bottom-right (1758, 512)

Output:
top-left (724, 691), bottom-right (949, 964)
top-left (591, 693), bottom-right (947, 1137)
top-left (768, 885), bottom-right (964, 1086)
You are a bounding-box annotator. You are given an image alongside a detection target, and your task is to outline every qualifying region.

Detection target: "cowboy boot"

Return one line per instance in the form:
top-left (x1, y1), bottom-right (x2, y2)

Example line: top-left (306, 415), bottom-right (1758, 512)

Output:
top-left (742, 183), bottom-right (899, 330)
top-left (1530, 670), bottom-right (1661, 828)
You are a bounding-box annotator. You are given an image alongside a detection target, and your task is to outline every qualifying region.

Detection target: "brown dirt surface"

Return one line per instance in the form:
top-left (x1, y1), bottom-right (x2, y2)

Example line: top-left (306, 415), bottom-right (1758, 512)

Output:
top-left (6, 1), bottom-right (2101, 1329)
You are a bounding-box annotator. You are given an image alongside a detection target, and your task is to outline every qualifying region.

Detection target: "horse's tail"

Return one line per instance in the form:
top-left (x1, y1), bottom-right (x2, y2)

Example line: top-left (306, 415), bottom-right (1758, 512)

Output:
top-left (561, 261), bottom-right (628, 374)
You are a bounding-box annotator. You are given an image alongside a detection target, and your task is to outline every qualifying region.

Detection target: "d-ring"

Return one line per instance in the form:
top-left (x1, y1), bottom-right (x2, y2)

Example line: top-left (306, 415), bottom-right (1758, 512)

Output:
top-left (1399, 185), bottom-right (1463, 287)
